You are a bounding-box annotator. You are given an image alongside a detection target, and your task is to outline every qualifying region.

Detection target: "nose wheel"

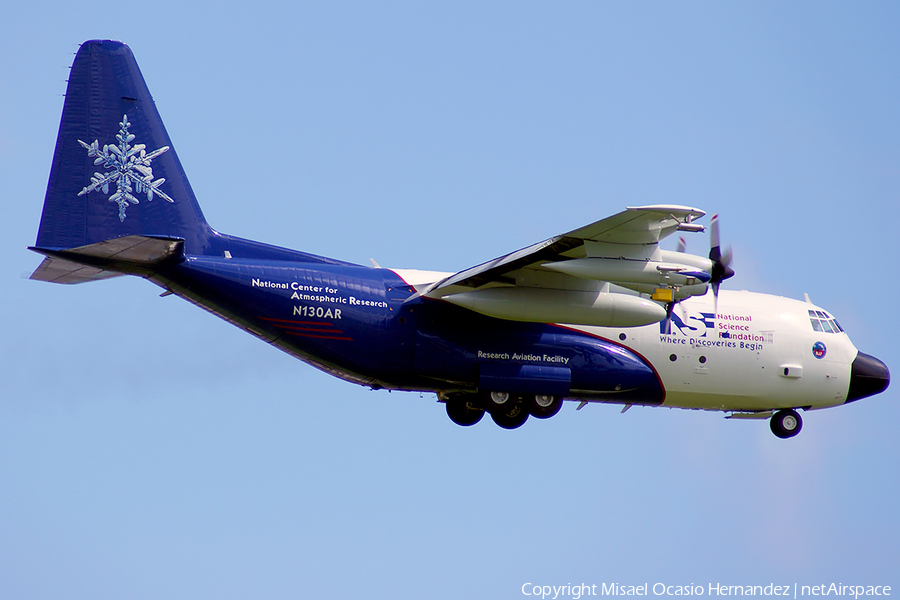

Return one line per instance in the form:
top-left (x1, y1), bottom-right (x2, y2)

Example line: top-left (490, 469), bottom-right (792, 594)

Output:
top-left (770, 409), bottom-right (802, 438)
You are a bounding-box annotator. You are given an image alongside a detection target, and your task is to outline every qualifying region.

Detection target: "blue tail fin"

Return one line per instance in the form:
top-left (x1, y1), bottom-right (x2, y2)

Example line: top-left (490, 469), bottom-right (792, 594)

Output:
top-left (35, 40), bottom-right (213, 254)
top-left (32, 40), bottom-right (359, 282)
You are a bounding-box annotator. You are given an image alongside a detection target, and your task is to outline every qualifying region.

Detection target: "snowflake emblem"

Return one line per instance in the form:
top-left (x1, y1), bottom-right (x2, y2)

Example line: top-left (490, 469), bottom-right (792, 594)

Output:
top-left (77, 114), bottom-right (174, 221)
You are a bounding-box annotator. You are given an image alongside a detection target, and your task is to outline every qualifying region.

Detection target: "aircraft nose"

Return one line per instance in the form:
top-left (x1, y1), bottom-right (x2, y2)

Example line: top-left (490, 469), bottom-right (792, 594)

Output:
top-left (846, 352), bottom-right (890, 403)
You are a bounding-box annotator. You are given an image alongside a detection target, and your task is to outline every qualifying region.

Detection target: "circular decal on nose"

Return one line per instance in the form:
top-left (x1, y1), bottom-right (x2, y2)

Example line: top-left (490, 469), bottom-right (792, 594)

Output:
top-left (812, 341), bottom-right (827, 359)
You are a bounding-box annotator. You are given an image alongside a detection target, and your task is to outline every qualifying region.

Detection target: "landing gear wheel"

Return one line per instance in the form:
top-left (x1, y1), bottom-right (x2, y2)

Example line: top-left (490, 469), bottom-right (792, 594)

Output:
top-left (526, 394), bottom-right (563, 419)
top-left (490, 401), bottom-right (529, 430)
top-left (770, 409), bottom-right (803, 439)
top-left (482, 391), bottom-right (516, 413)
top-left (445, 395), bottom-right (484, 426)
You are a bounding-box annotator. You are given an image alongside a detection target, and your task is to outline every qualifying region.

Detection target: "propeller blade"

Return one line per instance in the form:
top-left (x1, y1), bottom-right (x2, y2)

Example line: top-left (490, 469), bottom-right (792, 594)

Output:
top-left (721, 245), bottom-right (733, 269)
top-left (709, 214), bottom-right (735, 285)
top-left (708, 214), bottom-right (735, 309)
top-left (678, 300), bottom-right (688, 324)
top-left (677, 236), bottom-right (686, 253)
top-left (664, 302), bottom-right (674, 334)
top-left (662, 298), bottom-right (688, 334)
top-left (709, 214), bottom-right (722, 263)
top-left (709, 213), bottom-right (719, 253)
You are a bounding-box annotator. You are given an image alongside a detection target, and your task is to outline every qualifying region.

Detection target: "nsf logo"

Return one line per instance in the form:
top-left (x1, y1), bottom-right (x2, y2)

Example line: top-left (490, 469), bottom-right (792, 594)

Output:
top-left (812, 341), bottom-right (827, 359)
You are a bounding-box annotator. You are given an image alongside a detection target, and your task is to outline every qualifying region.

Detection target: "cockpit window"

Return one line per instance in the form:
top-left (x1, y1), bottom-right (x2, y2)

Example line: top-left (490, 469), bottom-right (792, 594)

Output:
top-left (809, 309), bottom-right (843, 334)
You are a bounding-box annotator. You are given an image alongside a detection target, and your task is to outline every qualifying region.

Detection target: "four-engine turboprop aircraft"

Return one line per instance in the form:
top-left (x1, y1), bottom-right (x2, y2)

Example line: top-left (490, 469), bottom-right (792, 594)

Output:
top-left (30, 40), bottom-right (890, 438)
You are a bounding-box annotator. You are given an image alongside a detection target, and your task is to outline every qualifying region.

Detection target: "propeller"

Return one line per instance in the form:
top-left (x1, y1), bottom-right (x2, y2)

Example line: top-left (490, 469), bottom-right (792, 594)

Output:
top-left (708, 213), bottom-right (735, 310)
top-left (664, 301), bottom-right (675, 334)
top-left (663, 215), bottom-right (735, 332)
top-left (663, 237), bottom-right (690, 334)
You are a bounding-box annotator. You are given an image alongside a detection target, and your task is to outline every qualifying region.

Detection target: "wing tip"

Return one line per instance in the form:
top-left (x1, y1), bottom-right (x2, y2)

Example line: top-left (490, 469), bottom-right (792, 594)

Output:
top-left (626, 204), bottom-right (707, 218)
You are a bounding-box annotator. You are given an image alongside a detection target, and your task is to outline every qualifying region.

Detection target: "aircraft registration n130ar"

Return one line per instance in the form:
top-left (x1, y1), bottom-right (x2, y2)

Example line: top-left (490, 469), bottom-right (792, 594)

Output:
top-left (31, 41), bottom-right (889, 438)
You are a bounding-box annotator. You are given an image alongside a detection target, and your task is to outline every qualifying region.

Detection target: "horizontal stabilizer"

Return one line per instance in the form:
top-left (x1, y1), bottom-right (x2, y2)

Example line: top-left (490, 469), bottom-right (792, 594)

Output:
top-left (29, 235), bottom-right (184, 284)
top-left (30, 256), bottom-right (123, 284)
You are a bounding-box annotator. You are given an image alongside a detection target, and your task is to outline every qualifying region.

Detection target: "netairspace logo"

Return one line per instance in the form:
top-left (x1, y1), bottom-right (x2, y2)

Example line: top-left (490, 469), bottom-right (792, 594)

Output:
top-left (520, 583), bottom-right (892, 600)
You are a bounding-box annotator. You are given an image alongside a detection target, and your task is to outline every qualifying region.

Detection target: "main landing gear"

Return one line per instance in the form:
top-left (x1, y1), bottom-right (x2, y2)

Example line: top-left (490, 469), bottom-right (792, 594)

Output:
top-left (444, 392), bottom-right (565, 430)
top-left (770, 408), bottom-right (803, 439)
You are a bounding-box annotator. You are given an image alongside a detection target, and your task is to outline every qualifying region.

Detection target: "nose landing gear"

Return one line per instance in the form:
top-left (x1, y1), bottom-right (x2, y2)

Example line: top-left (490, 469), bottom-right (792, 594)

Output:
top-left (770, 408), bottom-right (803, 439)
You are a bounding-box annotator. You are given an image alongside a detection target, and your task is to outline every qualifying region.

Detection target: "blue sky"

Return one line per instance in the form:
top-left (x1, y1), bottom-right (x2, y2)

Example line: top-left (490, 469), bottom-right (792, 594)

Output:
top-left (1, 2), bottom-right (898, 599)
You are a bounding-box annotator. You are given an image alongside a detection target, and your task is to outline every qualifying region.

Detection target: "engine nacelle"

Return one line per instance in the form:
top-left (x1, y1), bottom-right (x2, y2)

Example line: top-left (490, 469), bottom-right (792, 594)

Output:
top-left (543, 257), bottom-right (710, 287)
top-left (441, 287), bottom-right (666, 327)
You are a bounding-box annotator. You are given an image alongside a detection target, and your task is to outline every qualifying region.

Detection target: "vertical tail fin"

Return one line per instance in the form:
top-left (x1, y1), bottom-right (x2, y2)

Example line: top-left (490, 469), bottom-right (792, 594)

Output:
top-left (35, 40), bottom-right (213, 254)
top-left (33, 40), bottom-right (359, 283)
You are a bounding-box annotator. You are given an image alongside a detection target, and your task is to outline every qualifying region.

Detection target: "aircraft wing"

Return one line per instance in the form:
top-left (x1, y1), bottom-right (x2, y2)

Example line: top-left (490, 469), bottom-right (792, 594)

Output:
top-left (415, 205), bottom-right (708, 328)
top-left (424, 204), bottom-right (706, 297)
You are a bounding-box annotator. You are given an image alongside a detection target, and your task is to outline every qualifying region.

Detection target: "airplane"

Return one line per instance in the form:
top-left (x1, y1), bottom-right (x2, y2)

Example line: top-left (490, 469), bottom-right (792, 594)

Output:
top-left (30, 40), bottom-right (889, 439)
